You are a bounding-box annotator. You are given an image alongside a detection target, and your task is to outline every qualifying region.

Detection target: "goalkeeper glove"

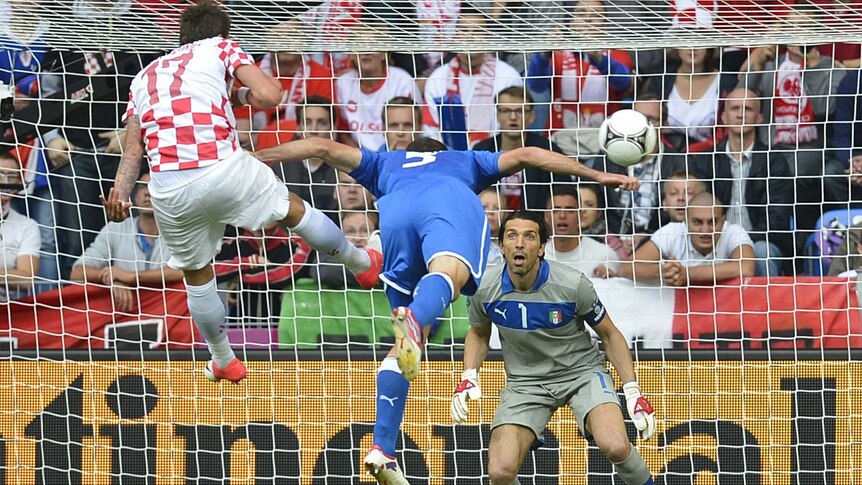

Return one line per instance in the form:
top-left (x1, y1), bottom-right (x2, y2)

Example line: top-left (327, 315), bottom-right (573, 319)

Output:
top-left (623, 381), bottom-right (656, 440)
top-left (451, 369), bottom-right (481, 424)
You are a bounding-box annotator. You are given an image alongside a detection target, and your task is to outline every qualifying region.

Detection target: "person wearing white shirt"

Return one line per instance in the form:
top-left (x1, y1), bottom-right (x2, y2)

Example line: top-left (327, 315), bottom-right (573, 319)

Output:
top-left (597, 192), bottom-right (755, 286)
top-left (544, 184), bottom-right (619, 277)
top-left (422, 13), bottom-right (523, 150)
top-left (0, 155), bottom-right (40, 302)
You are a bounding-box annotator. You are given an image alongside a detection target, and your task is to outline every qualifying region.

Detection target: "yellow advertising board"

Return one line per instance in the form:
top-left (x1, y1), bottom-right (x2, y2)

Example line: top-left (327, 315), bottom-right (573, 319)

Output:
top-left (0, 359), bottom-right (860, 484)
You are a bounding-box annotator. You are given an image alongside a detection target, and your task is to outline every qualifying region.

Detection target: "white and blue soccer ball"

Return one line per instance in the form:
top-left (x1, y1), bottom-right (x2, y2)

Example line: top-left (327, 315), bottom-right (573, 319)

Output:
top-left (598, 109), bottom-right (658, 167)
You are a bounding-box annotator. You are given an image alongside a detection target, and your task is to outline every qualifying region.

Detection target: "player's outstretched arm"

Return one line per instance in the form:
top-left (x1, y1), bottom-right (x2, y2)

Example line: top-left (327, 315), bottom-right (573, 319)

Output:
top-left (101, 115), bottom-right (143, 222)
top-left (593, 315), bottom-right (656, 440)
top-left (234, 64), bottom-right (283, 109)
top-left (497, 147), bottom-right (640, 191)
top-left (253, 138), bottom-right (363, 173)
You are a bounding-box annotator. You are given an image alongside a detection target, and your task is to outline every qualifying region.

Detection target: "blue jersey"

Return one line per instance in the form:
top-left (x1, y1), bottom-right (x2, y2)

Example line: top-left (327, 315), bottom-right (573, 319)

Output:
top-left (349, 149), bottom-right (503, 199)
top-left (349, 148), bottom-right (504, 299)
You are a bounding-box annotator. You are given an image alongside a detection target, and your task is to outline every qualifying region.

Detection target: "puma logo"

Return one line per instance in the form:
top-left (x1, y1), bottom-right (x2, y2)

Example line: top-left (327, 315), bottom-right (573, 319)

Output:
top-left (494, 308), bottom-right (508, 319)
top-left (379, 395), bottom-right (399, 406)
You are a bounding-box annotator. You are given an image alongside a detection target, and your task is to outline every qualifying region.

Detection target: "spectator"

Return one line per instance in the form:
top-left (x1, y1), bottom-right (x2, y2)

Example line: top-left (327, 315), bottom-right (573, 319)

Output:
top-left (423, 12), bottom-right (523, 149)
top-left (832, 68), bottom-right (861, 167)
top-left (0, 152), bottom-right (40, 302)
top-left (544, 184), bottom-right (619, 276)
top-left (743, 39), bottom-right (847, 225)
top-left (691, 87), bottom-right (793, 276)
top-left (247, 38), bottom-right (336, 150)
top-left (660, 170), bottom-right (706, 224)
top-left (69, 172), bottom-right (182, 312)
top-left (643, 47), bottom-right (737, 153)
top-left (526, 0), bottom-right (634, 157)
top-left (601, 93), bottom-right (690, 236)
top-left (215, 222), bottom-right (312, 320)
top-left (267, 96), bottom-right (339, 215)
top-left (479, 188), bottom-right (506, 265)
top-left (826, 224), bottom-right (862, 277)
top-left (335, 171), bottom-right (376, 211)
top-left (41, 48), bottom-right (150, 278)
top-left (0, 0), bottom-right (49, 109)
top-left (598, 192), bottom-right (755, 285)
top-left (382, 96), bottom-right (421, 151)
top-left (311, 211), bottom-right (378, 288)
top-left (335, 50), bottom-right (420, 150)
top-left (577, 182), bottom-right (630, 260)
top-left (473, 86), bottom-right (568, 210)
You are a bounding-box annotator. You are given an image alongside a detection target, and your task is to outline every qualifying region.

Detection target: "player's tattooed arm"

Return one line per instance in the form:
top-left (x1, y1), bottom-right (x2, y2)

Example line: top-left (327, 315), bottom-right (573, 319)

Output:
top-left (114, 115), bottom-right (144, 199)
top-left (100, 115), bottom-right (143, 222)
top-left (254, 138), bottom-right (362, 173)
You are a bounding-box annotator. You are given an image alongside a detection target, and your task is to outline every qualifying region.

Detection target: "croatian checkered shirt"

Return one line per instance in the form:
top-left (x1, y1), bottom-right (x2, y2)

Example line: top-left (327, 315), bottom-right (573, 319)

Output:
top-left (124, 36), bottom-right (254, 172)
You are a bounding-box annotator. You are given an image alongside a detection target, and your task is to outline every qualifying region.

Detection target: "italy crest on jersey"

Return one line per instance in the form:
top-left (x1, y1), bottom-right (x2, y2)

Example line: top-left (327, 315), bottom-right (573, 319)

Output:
top-left (549, 310), bottom-right (563, 325)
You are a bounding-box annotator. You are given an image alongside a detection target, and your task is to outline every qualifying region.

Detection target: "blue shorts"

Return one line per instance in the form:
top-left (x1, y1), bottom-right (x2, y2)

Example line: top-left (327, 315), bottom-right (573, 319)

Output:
top-left (377, 180), bottom-right (490, 297)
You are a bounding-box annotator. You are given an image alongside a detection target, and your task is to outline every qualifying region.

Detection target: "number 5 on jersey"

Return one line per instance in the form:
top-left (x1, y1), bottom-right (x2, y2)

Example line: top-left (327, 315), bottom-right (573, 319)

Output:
top-left (402, 151), bottom-right (439, 168)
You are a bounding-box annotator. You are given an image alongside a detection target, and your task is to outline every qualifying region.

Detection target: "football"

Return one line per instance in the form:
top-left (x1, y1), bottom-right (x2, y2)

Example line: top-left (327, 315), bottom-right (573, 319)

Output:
top-left (598, 109), bottom-right (658, 167)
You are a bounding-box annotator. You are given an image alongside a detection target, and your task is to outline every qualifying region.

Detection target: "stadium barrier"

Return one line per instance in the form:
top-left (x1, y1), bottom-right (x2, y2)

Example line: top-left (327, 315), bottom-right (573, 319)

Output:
top-left (3, 277), bottom-right (861, 350)
top-left (0, 350), bottom-right (858, 484)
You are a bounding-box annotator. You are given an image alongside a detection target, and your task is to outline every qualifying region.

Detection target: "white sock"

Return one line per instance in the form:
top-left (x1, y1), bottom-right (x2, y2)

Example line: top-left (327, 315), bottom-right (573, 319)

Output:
top-left (186, 278), bottom-right (235, 368)
top-left (289, 200), bottom-right (370, 273)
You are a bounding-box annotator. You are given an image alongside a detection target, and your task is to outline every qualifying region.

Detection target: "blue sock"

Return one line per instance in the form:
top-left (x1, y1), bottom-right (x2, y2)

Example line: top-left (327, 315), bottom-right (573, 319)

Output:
top-left (642, 479), bottom-right (654, 485)
top-left (373, 358), bottom-right (410, 456)
top-left (409, 272), bottom-right (454, 328)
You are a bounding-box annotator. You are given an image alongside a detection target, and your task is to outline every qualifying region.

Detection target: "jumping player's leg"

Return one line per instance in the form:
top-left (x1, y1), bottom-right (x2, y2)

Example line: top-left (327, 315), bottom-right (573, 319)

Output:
top-left (392, 250), bottom-right (478, 382)
top-left (182, 264), bottom-right (246, 382)
top-left (282, 193), bottom-right (380, 288)
top-left (365, 286), bottom-right (432, 485)
top-left (487, 424), bottom-right (534, 485)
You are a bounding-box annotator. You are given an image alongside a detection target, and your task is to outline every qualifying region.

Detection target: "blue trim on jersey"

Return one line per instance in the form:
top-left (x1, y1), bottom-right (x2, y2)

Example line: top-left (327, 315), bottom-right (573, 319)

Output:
top-left (501, 259), bottom-right (551, 294)
top-left (483, 300), bottom-right (577, 331)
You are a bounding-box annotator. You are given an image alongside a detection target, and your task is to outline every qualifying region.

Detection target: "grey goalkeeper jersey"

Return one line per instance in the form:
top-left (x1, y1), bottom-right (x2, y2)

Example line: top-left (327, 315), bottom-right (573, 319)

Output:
top-left (468, 259), bottom-right (607, 384)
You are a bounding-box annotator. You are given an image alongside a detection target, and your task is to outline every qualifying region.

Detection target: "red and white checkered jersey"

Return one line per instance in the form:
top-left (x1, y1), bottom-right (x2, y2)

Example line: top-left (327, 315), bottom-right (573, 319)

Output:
top-left (125, 36), bottom-right (254, 172)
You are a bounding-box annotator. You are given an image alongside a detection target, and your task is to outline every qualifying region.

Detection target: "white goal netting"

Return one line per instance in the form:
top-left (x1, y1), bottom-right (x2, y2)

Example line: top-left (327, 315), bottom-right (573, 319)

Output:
top-left (1, 0), bottom-right (862, 483)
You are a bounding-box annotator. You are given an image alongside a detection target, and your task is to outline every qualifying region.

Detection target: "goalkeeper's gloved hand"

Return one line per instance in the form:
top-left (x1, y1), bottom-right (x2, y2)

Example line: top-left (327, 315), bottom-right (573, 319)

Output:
top-left (451, 369), bottom-right (481, 424)
top-left (623, 381), bottom-right (656, 440)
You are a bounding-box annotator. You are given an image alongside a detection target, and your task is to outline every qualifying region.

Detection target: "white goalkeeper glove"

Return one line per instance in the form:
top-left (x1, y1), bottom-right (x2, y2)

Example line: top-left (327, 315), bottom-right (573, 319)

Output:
top-left (451, 368), bottom-right (481, 424)
top-left (623, 381), bottom-right (656, 440)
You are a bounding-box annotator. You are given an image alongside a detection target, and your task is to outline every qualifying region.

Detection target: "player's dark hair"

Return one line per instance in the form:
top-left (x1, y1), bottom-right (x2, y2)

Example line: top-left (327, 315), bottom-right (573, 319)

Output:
top-left (295, 95), bottom-right (335, 126)
top-left (498, 211), bottom-right (550, 247)
top-left (406, 137), bottom-right (447, 152)
top-left (180, 1), bottom-right (231, 46)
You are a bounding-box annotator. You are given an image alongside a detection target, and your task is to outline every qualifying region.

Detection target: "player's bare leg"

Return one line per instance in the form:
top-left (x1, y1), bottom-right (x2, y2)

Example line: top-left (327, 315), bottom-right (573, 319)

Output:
top-left (585, 404), bottom-right (654, 485)
top-left (487, 424), bottom-right (534, 485)
top-left (282, 192), bottom-right (382, 288)
top-left (184, 265), bottom-right (247, 383)
top-left (391, 255), bottom-right (470, 381)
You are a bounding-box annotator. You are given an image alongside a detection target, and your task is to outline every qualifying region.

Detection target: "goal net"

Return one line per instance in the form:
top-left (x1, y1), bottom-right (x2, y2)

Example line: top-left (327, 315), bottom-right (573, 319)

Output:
top-left (1, 0), bottom-right (862, 483)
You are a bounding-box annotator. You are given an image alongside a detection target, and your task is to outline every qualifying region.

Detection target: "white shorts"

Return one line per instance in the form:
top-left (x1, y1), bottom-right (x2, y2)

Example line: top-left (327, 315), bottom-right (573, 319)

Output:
top-left (149, 150), bottom-right (291, 271)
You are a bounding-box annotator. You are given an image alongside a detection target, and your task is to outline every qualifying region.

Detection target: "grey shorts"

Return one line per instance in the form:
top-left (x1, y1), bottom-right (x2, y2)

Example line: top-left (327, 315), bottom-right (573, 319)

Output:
top-left (492, 367), bottom-right (620, 442)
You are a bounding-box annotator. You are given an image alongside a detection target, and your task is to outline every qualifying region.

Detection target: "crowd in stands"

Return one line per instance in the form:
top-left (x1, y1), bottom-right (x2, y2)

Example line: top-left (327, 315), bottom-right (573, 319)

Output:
top-left (2, 0), bottom-right (862, 335)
